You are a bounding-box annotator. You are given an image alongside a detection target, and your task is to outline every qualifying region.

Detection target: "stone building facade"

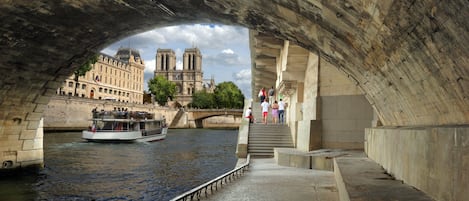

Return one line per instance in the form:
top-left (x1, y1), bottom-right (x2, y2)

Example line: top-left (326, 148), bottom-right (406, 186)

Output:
top-left (154, 48), bottom-right (214, 106)
top-left (57, 48), bottom-right (145, 104)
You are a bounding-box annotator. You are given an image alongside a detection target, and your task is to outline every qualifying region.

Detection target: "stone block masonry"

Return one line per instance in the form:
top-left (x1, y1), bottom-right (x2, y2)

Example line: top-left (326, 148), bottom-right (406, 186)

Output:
top-left (43, 96), bottom-right (178, 130)
top-left (365, 126), bottom-right (469, 201)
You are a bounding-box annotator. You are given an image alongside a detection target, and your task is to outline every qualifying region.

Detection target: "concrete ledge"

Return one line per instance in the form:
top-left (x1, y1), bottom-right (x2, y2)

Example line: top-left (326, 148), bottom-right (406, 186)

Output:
top-left (274, 148), bottom-right (311, 169)
top-left (235, 120), bottom-right (249, 158)
top-left (334, 153), bottom-right (434, 201)
top-left (236, 99), bottom-right (251, 158)
top-left (274, 148), bottom-right (347, 171)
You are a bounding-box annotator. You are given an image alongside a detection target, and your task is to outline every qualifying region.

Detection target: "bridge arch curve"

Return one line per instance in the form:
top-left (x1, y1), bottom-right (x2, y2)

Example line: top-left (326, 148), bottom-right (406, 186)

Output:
top-left (0, 1), bottom-right (465, 130)
top-left (0, 2), bottom-right (468, 198)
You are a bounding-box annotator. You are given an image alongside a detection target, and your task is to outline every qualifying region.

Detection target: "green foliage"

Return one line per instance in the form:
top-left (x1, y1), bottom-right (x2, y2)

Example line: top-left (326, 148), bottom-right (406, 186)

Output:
top-left (190, 90), bottom-right (215, 109)
top-left (73, 54), bottom-right (98, 95)
top-left (74, 54), bottom-right (98, 81)
top-left (213, 81), bottom-right (245, 109)
top-left (148, 75), bottom-right (177, 106)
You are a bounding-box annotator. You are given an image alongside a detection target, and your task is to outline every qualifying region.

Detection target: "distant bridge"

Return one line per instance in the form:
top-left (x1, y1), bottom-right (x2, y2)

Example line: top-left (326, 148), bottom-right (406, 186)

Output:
top-left (170, 108), bottom-right (244, 128)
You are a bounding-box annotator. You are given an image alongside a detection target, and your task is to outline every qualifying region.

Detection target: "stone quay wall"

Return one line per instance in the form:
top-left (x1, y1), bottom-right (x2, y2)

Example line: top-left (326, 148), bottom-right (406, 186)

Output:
top-left (43, 96), bottom-right (240, 130)
top-left (43, 96), bottom-right (178, 131)
top-left (365, 127), bottom-right (469, 201)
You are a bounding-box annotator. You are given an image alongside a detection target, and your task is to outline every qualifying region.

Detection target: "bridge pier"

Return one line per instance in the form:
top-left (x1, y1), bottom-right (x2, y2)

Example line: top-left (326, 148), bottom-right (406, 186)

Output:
top-left (194, 119), bottom-right (203, 128)
top-left (1, 117), bottom-right (44, 171)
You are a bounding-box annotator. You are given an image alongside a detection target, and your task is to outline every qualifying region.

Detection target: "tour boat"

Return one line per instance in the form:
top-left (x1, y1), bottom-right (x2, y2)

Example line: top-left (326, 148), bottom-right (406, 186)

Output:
top-left (82, 110), bottom-right (168, 142)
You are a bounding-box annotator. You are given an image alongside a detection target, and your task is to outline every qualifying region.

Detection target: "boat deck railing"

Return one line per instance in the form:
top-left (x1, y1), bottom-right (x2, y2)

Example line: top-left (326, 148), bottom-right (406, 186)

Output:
top-left (170, 154), bottom-right (251, 201)
top-left (92, 110), bottom-right (154, 120)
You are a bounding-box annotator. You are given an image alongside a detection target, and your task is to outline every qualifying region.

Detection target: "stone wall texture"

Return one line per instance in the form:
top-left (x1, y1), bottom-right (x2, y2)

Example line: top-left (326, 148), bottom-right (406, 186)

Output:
top-left (0, 1), bottom-right (468, 197)
top-left (1, 1), bottom-right (467, 129)
top-left (366, 127), bottom-right (469, 201)
top-left (43, 96), bottom-right (178, 130)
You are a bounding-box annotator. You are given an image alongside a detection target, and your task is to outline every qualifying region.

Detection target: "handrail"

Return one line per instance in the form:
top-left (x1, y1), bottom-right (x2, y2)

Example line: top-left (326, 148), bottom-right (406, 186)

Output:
top-left (170, 154), bottom-right (251, 201)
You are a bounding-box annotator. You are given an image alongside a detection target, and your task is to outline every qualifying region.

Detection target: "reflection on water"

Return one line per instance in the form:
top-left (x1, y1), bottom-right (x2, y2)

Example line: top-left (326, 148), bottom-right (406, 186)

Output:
top-left (0, 129), bottom-right (238, 201)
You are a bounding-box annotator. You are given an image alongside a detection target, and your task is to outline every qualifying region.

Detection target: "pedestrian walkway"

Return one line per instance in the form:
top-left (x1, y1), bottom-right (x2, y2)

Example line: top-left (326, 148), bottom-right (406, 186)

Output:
top-left (200, 158), bottom-right (339, 201)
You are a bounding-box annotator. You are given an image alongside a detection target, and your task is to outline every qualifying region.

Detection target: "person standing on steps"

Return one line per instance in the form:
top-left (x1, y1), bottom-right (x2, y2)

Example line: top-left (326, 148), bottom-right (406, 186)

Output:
top-left (245, 107), bottom-right (253, 124)
top-left (271, 100), bottom-right (279, 124)
top-left (278, 99), bottom-right (287, 124)
top-left (268, 86), bottom-right (275, 105)
top-left (258, 87), bottom-right (266, 104)
top-left (261, 98), bottom-right (270, 124)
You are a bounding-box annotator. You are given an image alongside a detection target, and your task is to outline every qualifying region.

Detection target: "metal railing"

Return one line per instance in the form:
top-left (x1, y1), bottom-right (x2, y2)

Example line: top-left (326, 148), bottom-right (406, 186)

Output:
top-left (170, 154), bottom-right (251, 201)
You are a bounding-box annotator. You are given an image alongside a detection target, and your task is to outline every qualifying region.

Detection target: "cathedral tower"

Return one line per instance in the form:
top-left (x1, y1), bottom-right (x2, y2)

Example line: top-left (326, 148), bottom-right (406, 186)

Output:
top-left (154, 47), bottom-right (206, 106)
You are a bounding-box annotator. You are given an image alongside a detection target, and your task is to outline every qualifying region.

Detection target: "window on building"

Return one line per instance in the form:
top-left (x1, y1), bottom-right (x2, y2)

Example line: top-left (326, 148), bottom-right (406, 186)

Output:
top-left (104, 89), bottom-right (108, 93)
top-left (82, 84), bottom-right (86, 89)
top-left (68, 92), bottom-right (72, 96)
top-left (99, 88), bottom-right (103, 92)
top-left (109, 89), bottom-right (112, 94)
top-left (68, 82), bottom-right (73, 87)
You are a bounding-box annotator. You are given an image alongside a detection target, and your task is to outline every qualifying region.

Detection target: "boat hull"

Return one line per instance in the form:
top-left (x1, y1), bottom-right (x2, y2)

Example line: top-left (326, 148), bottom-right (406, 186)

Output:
top-left (82, 127), bottom-right (168, 142)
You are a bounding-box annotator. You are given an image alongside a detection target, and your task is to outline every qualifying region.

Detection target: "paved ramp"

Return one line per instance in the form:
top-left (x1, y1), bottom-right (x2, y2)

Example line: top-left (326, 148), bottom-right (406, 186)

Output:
top-left (200, 158), bottom-right (339, 201)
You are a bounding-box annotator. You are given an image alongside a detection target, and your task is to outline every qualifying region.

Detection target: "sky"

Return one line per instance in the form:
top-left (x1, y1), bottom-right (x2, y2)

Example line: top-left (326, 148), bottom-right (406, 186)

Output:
top-left (101, 24), bottom-right (252, 97)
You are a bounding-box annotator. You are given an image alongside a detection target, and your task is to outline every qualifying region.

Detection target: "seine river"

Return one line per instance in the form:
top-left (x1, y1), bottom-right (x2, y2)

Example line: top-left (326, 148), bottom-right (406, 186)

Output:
top-left (0, 129), bottom-right (239, 201)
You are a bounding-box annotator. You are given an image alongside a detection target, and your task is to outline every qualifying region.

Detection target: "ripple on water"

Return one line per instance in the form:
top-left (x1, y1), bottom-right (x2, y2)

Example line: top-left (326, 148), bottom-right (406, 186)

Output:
top-left (18, 129), bottom-right (239, 201)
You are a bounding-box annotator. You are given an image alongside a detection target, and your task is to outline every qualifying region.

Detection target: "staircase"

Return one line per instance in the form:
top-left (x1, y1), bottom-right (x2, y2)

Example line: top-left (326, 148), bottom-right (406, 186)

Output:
top-left (248, 124), bottom-right (294, 157)
top-left (169, 109), bottom-right (185, 127)
top-left (248, 101), bottom-right (294, 157)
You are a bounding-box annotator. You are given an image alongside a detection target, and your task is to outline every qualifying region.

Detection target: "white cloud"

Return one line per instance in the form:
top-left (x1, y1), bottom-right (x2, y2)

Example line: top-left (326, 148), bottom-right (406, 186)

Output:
top-left (158, 24), bottom-right (249, 50)
top-left (176, 60), bottom-right (183, 70)
top-left (222, 49), bottom-right (234, 54)
top-left (144, 59), bottom-right (155, 73)
top-left (233, 69), bottom-right (252, 97)
top-left (100, 24), bottom-right (251, 93)
top-left (204, 51), bottom-right (249, 67)
top-left (233, 69), bottom-right (251, 84)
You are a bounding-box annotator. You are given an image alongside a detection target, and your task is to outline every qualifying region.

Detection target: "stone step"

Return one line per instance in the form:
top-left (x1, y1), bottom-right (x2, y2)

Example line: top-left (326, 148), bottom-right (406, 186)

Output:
top-left (248, 132), bottom-right (291, 136)
top-left (249, 129), bottom-right (290, 133)
top-left (249, 152), bottom-right (274, 157)
top-left (247, 105), bottom-right (293, 157)
top-left (248, 142), bottom-right (293, 148)
top-left (249, 138), bottom-right (293, 142)
top-left (249, 128), bottom-right (290, 132)
top-left (249, 139), bottom-right (292, 143)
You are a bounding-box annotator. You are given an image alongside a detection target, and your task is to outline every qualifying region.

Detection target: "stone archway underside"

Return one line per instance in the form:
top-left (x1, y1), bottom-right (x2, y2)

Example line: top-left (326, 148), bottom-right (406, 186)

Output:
top-left (0, 0), bottom-right (468, 133)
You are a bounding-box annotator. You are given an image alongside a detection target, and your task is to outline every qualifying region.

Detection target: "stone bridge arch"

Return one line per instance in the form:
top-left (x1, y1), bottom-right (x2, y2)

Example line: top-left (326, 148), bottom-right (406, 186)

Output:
top-left (188, 109), bottom-right (244, 121)
top-left (171, 109), bottom-right (243, 128)
top-left (1, 1), bottom-right (464, 129)
top-left (0, 1), bottom-right (468, 199)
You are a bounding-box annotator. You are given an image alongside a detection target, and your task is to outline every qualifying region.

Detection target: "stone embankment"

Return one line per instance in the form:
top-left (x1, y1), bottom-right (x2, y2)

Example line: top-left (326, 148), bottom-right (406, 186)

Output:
top-left (43, 96), bottom-right (240, 130)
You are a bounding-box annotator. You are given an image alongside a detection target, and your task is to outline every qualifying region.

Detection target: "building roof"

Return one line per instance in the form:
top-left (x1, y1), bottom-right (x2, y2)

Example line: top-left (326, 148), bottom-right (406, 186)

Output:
top-left (115, 47), bottom-right (141, 61)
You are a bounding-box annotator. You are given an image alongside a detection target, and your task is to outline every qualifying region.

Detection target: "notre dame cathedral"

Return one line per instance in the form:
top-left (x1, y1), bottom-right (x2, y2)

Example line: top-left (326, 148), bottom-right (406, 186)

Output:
top-left (154, 48), bottom-right (215, 106)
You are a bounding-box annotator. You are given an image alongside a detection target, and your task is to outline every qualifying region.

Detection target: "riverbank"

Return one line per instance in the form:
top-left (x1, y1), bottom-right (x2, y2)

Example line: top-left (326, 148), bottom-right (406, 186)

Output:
top-left (43, 96), bottom-right (241, 130)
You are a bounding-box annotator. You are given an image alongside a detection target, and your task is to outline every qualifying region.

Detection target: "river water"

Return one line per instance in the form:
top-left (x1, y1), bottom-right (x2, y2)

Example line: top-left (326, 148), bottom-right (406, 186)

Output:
top-left (0, 129), bottom-right (239, 201)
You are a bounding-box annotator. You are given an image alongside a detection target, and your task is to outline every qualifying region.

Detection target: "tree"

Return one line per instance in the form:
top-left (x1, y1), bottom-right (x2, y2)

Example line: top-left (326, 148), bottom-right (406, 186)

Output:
top-left (148, 75), bottom-right (177, 106)
top-left (214, 81), bottom-right (245, 109)
top-left (190, 90), bottom-right (215, 109)
top-left (74, 54), bottom-right (98, 96)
